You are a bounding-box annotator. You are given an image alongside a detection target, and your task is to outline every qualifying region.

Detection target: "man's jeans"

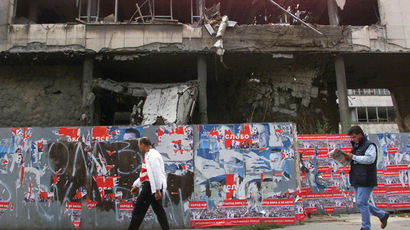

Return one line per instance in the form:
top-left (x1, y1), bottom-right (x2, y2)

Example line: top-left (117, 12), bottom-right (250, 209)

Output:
top-left (354, 186), bottom-right (386, 230)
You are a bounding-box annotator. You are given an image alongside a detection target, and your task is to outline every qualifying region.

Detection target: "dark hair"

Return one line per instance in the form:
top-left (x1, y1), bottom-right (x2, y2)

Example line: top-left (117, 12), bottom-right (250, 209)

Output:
top-left (139, 137), bottom-right (152, 147)
top-left (347, 125), bottom-right (364, 136)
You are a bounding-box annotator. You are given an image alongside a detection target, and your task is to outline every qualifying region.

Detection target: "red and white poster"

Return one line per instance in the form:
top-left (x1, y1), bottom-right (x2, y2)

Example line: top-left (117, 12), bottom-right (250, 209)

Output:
top-left (220, 199), bottom-right (260, 226)
top-left (118, 202), bottom-right (133, 222)
top-left (373, 187), bottom-right (388, 209)
top-left (298, 135), bottom-right (331, 173)
top-left (322, 192), bottom-right (349, 213)
top-left (261, 198), bottom-right (295, 225)
top-left (0, 202), bottom-right (12, 220)
top-left (386, 187), bottom-right (410, 209)
top-left (189, 201), bottom-right (225, 227)
top-left (93, 176), bottom-right (120, 200)
top-left (86, 196), bottom-right (98, 209)
top-left (65, 202), bottom-right (82, 229)
top-left (294, 193), bottom-right (305, 221)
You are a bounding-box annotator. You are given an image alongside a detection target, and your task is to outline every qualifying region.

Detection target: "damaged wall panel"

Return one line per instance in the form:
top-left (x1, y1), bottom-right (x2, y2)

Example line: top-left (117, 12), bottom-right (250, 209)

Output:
top-left (141, 81), bottom-right (198, 125)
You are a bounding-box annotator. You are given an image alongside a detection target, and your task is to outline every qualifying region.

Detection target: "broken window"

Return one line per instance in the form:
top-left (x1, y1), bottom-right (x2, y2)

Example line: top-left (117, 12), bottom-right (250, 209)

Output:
top-left (13, 0), bottom-right (379, 25)
top-left (204, 0), bottom-right (379, 25)
top-left (15, 0), bottom-right (78, 24)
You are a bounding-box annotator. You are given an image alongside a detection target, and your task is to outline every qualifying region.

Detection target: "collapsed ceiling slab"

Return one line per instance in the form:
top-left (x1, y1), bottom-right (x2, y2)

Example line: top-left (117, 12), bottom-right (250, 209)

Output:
top-left (90, 78), bottom-right (198, 125)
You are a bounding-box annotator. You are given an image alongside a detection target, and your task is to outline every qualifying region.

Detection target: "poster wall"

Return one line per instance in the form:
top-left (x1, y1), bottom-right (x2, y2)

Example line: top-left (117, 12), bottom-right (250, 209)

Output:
top-left (0, 124), bottom-right (409, 229)
top-left (298, 133), bottom-right (410, 214)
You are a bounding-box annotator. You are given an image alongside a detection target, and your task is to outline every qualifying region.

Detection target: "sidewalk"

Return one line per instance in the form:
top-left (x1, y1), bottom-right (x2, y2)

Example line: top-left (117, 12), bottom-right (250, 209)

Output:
top-left (282, 213), bottom-right (410, 230)
top-left (182, 213), bottom-right (410, 230)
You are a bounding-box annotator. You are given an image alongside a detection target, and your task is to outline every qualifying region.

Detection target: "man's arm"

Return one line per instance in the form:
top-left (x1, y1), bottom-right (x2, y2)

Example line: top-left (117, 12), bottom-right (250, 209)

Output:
top-left (344, 144), bottom-right (377, 164)
top-left (131, 178), bottom-right (141, 194)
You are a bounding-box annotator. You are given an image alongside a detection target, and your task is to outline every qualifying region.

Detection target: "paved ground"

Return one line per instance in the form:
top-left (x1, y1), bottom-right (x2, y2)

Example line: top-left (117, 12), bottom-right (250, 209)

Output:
top-left (184, 213), bottom-right (410, 230)
top-left (282, 213), bottom-right (410, 230)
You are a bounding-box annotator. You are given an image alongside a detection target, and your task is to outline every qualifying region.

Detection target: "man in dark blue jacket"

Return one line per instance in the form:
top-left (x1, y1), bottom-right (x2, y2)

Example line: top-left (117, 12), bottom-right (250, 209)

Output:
top-left (344, 126), bottom-right (389, 230)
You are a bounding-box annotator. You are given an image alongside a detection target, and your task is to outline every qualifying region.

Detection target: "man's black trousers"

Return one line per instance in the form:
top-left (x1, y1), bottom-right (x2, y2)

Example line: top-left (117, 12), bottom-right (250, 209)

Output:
top-left (128, 182), bottom-right (170, 230)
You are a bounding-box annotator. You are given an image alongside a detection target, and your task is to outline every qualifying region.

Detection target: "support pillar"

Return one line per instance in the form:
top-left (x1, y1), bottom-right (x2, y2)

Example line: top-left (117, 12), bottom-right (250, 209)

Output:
top-left (390, 86), bottom-right (410, 132)
top-left (198, 0), bottom-right (205, 21)
top-left (197, 55), bottom-right (208, 124)
top-left (82, 56), bottom-right (95, 125)
top-left (27, 0), bottom-right (39, 23)
top-left (327, 0), bottom-right (340, 26)
top-left (335, 55), bottom-right (351, 133)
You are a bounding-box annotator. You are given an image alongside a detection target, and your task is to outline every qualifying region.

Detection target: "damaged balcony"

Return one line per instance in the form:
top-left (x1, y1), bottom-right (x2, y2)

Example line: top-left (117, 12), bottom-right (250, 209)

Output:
top-left (8, 0), bottom-right (388, 54)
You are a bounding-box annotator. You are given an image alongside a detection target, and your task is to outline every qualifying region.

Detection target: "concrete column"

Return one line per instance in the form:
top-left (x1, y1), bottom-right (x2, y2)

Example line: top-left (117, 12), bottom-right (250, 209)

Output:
top-left (327, 0), bottom-right (340, 26)
top-left (115, 0), bottom-right (118, 23)
top-left (390, 87), bottom-right (409, 132)
top-left (82, 56), bottom-right (94, 125)
top-left (335, 55), bottom-right (351, 133)
top-left (197, 55), bottom-right (208, 124)
top-left (0, 0), bottom-right (11, 50)
top-left (198, 0), bottom-right (205, 21)
top-left (27, 0), bottom-right (39, 23)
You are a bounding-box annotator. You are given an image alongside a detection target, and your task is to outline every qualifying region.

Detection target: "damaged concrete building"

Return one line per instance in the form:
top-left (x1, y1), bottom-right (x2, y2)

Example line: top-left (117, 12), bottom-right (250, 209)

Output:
top-left (0, 0), bottom-right (409, 132)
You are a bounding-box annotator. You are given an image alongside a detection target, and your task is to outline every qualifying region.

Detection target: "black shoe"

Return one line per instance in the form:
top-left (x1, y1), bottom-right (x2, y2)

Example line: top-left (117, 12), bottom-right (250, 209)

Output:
top-left (380, 212), bottom-right (389, 229)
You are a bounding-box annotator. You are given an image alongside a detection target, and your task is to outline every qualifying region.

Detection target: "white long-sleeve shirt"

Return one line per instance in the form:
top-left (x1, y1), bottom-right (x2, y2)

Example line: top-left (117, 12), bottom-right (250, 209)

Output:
top-left (352, 144), bottom-right (377, 165)
top-left (132, 148), bottom-right (167, 194)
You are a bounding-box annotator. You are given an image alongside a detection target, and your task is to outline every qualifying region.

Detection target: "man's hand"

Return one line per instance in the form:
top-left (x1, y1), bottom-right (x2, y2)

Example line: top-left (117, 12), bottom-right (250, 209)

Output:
top-left (155, 190), bottom-right (162, 200)
top-left (344, 152), bottom-right (354, 161)
top-left (131, 187), bottom-right (139, 194)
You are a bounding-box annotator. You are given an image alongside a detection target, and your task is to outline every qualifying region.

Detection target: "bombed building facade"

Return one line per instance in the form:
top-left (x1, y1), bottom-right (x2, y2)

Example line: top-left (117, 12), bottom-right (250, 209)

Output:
top-left (0, 1), bottom-right (410, 229)
top-left (1, 0), bottom-right (409, 132)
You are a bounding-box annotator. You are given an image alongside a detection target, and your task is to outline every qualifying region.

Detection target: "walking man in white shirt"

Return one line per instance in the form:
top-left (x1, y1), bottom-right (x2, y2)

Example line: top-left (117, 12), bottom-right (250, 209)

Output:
top-left (128, 137), bottom-right (170, 230)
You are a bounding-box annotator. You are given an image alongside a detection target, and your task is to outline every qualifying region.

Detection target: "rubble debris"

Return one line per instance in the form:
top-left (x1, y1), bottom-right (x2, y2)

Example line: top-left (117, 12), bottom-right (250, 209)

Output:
top-left (216, 15), bottom-right (229, 38)
top-left (205, 23), bottom-right (216, 36)
top-left (204, 3), bottom-right (221, 24)
top-left (103, 14), bottom-right (115, 23)
top-left (268, 0), bottom-right (322, 35)
top-left (90, 78), bottom-right (147, 97)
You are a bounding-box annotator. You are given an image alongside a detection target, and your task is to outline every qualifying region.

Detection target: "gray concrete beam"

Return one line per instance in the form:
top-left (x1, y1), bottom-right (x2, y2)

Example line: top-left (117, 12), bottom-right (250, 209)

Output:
top-left (197, 55), bottom-right (208, 124)
top-left (82, 56), bottom-right (94, 125)
top-left (335, 55), bottom-right (351, 133)
top-left (327, 0), bottom-right (340, 26)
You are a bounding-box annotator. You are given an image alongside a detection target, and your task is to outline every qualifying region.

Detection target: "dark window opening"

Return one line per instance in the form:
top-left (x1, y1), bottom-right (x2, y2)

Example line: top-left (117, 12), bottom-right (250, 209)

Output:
top-left (357, 107), bottom-right (368, 122)
top-left (94, 89), bottom-right (143, 126)
top-left (338, 0), bottom-right (380, 26)
top-left (353, 107), bottom-right (396, 123)
top-left (15, 0), bottom-right (78, 24)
